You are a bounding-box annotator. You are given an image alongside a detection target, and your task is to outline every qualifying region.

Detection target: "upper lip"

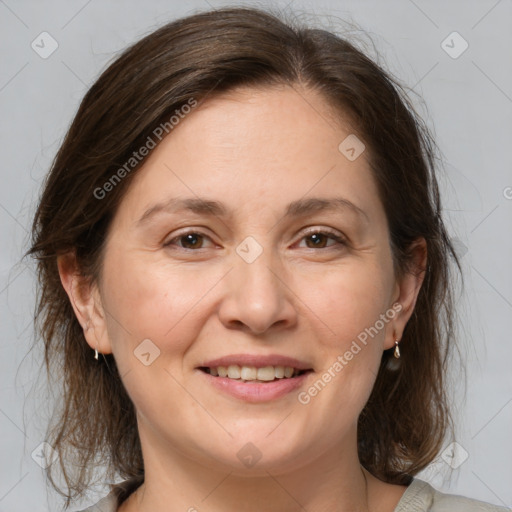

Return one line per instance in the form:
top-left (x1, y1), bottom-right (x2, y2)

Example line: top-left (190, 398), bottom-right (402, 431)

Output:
top-left (198, 354), bottom-right (314, 371)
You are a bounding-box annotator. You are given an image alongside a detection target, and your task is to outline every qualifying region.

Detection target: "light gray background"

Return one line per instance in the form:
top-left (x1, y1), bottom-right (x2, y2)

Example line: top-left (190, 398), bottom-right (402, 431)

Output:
top-left (1, 0), bottom-right (511, 510)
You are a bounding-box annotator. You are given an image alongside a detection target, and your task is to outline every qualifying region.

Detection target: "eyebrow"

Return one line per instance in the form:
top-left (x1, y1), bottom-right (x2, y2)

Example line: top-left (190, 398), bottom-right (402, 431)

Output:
top-left (136, 196), bottom-right (369, 225)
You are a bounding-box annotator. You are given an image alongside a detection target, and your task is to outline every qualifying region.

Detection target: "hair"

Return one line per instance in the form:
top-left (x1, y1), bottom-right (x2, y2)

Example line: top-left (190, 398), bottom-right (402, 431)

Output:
top-left (28, 5), bottom-right (462, 507)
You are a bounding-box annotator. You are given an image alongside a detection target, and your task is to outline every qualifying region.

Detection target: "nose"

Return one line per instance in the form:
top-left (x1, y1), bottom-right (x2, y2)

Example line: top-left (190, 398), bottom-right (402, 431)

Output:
top-left (218, 251), bottom-right (298, 335)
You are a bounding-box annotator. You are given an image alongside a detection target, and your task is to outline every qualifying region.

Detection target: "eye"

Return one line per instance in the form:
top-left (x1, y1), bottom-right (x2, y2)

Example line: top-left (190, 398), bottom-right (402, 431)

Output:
top-left (164, 228), bottom-right (347, 252)
top-left (296, 229), bottom-right (347, 249)
top-left (164, 231), bottom-right (215, 250)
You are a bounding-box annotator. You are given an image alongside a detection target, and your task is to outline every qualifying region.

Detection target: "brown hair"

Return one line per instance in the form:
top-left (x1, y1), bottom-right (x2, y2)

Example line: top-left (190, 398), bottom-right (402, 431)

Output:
top-left (28, 6), bottom-right (462, 506)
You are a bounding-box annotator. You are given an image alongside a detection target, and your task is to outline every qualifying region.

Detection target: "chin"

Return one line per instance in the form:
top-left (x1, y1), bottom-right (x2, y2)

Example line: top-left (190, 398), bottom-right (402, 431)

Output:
top-left (194, 432), bottom-right (310, 475)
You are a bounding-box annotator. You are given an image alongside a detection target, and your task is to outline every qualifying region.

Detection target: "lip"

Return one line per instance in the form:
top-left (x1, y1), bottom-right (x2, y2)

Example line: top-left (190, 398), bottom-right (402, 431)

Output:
top-left (199, 369), bottom-right (313, 402)
top-left (198, 354), bottom-right (313, 371)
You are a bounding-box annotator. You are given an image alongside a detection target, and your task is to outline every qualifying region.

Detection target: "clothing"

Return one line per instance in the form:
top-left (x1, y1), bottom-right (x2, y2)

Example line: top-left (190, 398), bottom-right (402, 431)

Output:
top-left (78, 477), bottom-right (510, 511)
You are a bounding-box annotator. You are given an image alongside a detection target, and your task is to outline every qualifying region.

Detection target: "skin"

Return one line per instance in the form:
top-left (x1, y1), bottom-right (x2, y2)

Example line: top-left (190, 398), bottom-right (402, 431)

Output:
top-left (59, 84), bottom-right (426, 512)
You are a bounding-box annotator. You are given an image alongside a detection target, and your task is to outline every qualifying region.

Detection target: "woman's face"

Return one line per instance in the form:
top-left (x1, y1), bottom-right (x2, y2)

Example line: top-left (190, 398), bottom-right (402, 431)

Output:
top-left (78, 85), bottom-right (421, 474)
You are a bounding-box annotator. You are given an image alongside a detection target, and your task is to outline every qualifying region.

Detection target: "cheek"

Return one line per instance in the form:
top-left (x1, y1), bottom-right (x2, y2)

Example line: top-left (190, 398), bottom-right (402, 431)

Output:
top-left (294, 260), bottom-right (394, 420)
top-left (299, 260), bottom-right (393, 350)
top-left (100, 251), bottom-right (222, 358)
top-left (98, 254), bottom-right (219, 416)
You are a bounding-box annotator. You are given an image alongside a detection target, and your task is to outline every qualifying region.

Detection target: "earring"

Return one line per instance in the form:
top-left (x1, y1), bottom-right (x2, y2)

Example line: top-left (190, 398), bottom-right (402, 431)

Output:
top-left (84, 321), bottom-right (99, 360)
top-left (393, 339), bottom-right (401, 359)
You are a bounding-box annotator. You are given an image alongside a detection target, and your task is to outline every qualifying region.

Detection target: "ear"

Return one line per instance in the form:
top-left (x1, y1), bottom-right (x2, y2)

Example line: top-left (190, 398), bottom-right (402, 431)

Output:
top-left (57, 251), bottom-right (112, 355)
top-left (384, 237), bottom-right (427, 350)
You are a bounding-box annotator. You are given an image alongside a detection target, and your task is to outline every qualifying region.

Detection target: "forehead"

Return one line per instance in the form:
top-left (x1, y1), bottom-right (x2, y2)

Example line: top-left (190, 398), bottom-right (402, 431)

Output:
top-left (112, 85), bottom-right (382, 226)
top-left (178, 84), bottom-right (353, 157)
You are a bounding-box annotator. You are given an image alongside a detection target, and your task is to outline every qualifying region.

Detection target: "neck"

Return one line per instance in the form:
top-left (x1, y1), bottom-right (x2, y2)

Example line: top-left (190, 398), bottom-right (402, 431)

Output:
top-left (121, 428), bottom-right (373, 512)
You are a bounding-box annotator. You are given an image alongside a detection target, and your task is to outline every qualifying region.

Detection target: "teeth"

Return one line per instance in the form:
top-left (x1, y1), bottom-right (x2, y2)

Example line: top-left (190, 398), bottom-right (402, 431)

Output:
top-left (227, 365), bottom-right (241, 379)
top-left (257, 366), bottom-right (275, 381)
top-left (240, 366), bottom-right (257, 380)
top-left (207, 365), bottom-right (303, 381)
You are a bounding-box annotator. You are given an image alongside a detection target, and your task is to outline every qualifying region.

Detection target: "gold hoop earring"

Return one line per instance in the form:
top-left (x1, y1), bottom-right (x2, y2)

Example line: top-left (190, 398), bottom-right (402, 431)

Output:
top-left (393, 339), bottom-right (401, 359)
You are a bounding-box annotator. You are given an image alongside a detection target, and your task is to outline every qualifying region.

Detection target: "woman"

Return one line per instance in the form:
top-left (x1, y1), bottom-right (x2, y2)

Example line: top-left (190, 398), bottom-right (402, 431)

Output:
top-left (28, 7), bottom-right (509, 512)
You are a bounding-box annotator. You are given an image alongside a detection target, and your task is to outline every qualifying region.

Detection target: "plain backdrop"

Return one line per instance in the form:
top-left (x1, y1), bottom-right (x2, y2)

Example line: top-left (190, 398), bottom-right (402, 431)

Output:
top-left (0, 0), bottom-right (511, 510)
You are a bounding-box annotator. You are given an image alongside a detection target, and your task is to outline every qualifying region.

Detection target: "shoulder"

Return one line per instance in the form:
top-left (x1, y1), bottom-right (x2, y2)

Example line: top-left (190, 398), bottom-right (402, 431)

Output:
top-left (75, 492), bottom-right (117, 512)
top-left (76, 476), bottom-right (143, 512)
top-left (77, 477), bottom-right (511, 512)
top-left (395, 478), bottom-right (511, 512)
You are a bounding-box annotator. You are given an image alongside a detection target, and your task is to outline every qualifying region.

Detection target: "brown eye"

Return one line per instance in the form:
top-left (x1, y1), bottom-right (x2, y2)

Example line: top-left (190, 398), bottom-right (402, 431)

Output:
top-left (165, 231), bottom-right (214, 250)
top-left (304, 232), bottom-right (331, 249)
top-left (298, 230), bottom-right (346, 250)
top-left (179, 233), bottom-right (204, 249)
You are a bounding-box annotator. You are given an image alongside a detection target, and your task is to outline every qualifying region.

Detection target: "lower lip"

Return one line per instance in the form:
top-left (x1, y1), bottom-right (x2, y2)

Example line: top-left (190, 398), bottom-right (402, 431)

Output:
top-left (198, 370), bottom-right (312, 402)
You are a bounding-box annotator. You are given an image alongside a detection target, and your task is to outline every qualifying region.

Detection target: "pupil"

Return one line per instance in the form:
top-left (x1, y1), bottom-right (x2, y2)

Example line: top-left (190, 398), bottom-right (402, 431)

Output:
top-left (183, 234), bottom-right (201, 249)
top-left (308, 233), bottom-right (326, 248)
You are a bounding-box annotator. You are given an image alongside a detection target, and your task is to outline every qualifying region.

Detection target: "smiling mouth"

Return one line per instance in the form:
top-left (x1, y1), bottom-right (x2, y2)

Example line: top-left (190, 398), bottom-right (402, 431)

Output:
top-left (198, 365), bottom-right (312, 382)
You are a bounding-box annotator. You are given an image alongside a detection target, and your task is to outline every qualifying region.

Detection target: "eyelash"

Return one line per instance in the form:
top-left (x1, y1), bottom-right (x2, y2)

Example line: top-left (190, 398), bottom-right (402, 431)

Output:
top-left (164, 228), bottom-right (347, 251)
